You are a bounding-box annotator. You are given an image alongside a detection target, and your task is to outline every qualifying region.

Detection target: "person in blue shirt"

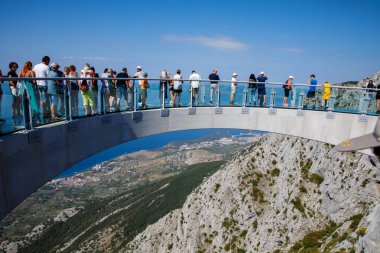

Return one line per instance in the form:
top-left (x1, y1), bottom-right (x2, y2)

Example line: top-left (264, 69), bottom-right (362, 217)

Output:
top-left (257, 71), bottom-right (268, 107)
top-left (303, 74), bottom-right (317, 109)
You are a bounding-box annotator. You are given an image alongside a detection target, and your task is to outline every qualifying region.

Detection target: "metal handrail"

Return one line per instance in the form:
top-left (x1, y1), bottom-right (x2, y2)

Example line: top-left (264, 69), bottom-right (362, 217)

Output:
top-left (0, 77), bottom-right (376, 91)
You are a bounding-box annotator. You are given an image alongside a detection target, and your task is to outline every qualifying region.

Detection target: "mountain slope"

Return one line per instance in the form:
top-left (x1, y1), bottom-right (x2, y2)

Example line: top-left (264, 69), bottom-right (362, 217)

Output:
top-left (126, 134), bottom-right (380, 253)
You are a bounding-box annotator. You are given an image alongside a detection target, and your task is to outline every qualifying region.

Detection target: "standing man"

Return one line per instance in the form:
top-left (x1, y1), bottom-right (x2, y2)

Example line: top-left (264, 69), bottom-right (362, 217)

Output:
top-left (230, 73), bottom-right (238, 105)
top-left (133, 66), bottom-right (144, 106)
top-left (209, 69), bottom-right (220, 105)
top-left (47, 63), bottom-right (62, 120)
top-left (33, 56), bottom-right (51, 118)
top-left (257, 71), bottom-right (268, 107)
top-left (304, 74), bottom-right (318, 109)
top-left (189, 70), bottom-right (201, 106)
top-left (115, 67), bottom-right (130, 110)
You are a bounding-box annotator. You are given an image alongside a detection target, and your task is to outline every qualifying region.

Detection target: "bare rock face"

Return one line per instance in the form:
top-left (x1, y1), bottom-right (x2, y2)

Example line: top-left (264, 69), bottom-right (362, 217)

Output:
top-left (126, 134), bottom-right (380, 253)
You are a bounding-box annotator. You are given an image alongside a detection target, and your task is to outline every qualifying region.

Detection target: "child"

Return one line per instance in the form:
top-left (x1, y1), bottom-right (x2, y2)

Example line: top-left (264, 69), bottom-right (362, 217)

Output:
top-left (322, 81), bottom-right (331, 109)
top-left (140, 72), bottom-right (149, 109)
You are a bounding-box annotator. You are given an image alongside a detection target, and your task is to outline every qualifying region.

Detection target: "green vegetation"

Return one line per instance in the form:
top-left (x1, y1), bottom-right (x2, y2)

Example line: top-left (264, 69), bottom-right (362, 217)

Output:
top-left (289, 221), bottom-right (339, 253)
top-left (214, 183), bottom-right (221, 193)
top-left (291, 197), bottom-right (305, 214)
top-left (271, 168), bottom-right (280, 177)
top-left (300, 159), bottom-right (313, 179)
top-left (18, 161), bottom-right (225, 253)
top-left (309, 173), bottom-right (324, 186)
top-left (349, 214), bottom-right (364, 230)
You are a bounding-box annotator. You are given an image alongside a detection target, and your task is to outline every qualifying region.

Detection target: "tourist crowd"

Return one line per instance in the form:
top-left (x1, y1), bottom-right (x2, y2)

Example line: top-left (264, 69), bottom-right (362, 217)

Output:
top-left (0, 55), bottom-right (379, 123)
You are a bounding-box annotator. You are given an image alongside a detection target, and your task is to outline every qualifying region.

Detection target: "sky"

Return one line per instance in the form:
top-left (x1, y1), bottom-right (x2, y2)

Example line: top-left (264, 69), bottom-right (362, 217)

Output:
top-left (1, 0), bottom-right (379, 84)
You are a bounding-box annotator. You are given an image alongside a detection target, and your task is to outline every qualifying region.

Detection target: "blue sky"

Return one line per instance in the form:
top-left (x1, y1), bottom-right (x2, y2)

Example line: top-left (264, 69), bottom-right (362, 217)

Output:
top-left (1, 0), bottom-right (379, 83)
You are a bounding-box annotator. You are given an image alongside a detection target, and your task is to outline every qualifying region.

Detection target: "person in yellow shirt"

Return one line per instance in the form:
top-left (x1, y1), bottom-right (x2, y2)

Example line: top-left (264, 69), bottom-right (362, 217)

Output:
top-left (139, 72), bottom-right (149, 109)
top-left (322, 81), bottom-right (331, 109)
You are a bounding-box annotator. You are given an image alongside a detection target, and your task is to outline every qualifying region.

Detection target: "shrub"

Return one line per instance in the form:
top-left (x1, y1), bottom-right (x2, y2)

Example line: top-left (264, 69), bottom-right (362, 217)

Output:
top-left (271, 168), bottom-right (280, 177)
top-left (309, 173), bottom-right (324, 186)
top-left (291, 197), bottom-right (305, 213)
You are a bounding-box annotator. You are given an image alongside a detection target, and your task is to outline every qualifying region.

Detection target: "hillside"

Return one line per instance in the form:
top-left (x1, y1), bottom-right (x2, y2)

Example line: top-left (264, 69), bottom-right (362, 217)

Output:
top-left (126, 134), bottom-right (380, 253)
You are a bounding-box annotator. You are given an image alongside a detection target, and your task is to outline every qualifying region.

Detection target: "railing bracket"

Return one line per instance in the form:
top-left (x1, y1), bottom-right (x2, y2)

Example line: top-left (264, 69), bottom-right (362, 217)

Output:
top-left (132, 112), bottom-right (143, 122)
top-left (326, 111), bottom-right (335, 119)
top-left (296, 109), bottom-right (304, 117)
top-left (67, 120), bottom-right (79, 132)
top-left (358, 114), bottom-right (368, 122)
top-left (161, 109), bottom-right (170, 117)
top-left (269, 108), bottom-right (277, 115)
top-left (241, 107), bottom-right (249, 114)
top-left (215, 108), bottom-right (223, 114)
top-left (188, 108), bottom-right (197, 115)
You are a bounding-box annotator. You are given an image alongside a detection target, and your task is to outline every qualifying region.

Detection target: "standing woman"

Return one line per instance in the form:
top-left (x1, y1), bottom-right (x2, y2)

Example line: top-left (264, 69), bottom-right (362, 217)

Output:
top-left (107, 69), bottom-right (116, 111)
top-left (282, 75), bottom-right (293, 107)
top-left (68, 65), bottom-right (79, 117)
top-left (8, 62), bottom-right (21, 117)
top-left (159, 70), bottom-right (168, 105)
top-left (322, 81), bottom-right (331, 109)
top-left (19, 61), bottom-right (39, 117)
top-left (79, 67), bottom-right (95, 116)
top-left (248, 73), bottom-right (257, 106)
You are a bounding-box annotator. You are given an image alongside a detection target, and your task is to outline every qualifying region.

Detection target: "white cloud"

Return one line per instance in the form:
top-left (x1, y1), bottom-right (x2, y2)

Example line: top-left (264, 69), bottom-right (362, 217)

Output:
top-left (62, 56), bottom-right (124, 61)
top-left (163, 35), bottom-right (249, 52)
top-left (279, 47), bottom-right (305, 53)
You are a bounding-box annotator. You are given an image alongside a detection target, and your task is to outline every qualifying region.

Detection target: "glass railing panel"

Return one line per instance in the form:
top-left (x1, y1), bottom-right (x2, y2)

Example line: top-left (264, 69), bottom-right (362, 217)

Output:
top-left (145, 82), bottom-right (161, 109)
top-left (333, 88), bottom-right (362, 113)
top-left (0, 93), bottom-right (25, 135)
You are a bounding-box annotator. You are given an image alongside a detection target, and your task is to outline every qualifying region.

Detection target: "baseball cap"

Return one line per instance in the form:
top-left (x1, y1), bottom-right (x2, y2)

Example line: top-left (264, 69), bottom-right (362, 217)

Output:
top-left (260, 71), bottom-right (265, 75)
top-left (137, 66), bottom-right (142, 69)
top-left (143, 72), bottom-right (148, 76)
top-left (289, 75), bottom-right (294, 79)
top-left (232, 73), bottom-right (238, 77)
top-left (50, 63), bottom-right (59, 68)
top-left (336, 116), bottom-right (380, 151)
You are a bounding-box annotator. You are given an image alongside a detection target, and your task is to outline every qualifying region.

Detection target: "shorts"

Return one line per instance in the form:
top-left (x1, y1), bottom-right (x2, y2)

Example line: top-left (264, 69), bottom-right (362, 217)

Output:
top-left (173, 87), bottom-right (182, 94)
top-left (210, 83), bottom-right (218, 89)
top-left (140, 89), bottom-right (147, 99)
top-left (116, 86), bottom-right (128, 99)
top-left (258, 88), bottom-right (266, 95)
top-left (284, 89), bottom-right (290, 97)
top-left (307, 91), bottom-right (316, 98)
top-left (192, 87), bottom-right (199, 94)
top-left (49, 94), bottom-right (59, 106)
top-left (109, 87), bottom-right (117, 97)
top-left (10, 86), bottom-right (21, 96)
top-left (81, 90), bottom-right (95, 106)
top-left (231, 85), bottom-right (236, 94)
top-left (38, 86), bottom-right (48, 103)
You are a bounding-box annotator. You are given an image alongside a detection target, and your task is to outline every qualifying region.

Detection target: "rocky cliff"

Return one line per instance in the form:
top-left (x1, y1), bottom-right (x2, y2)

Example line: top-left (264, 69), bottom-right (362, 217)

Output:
top-left (126, 134), bottom-right (380, 253)
top-left (334, 70), bottom-right (380, 112)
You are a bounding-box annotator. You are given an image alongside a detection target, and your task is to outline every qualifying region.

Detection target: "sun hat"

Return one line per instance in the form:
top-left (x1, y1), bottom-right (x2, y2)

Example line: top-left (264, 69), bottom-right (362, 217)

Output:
top-left (260, 71), bottom-right (265, 75)
top-left (336, 116), bottom-right (380, 151)
top-left (289, 75), bottom-right (294, 79)
top-left (232, 73), bottom-right (238, 77)
top-left (137, 66), bottom-right (142, 70)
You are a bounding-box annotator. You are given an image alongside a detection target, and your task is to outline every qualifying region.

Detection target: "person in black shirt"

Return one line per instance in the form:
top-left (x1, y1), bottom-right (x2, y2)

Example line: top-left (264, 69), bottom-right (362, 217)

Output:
top-left (209, 69), bottom-right (220, 104)
top-left (115, 67), bottom-right (130, 110)
top-left (8, 62), bottom-right (21, 117)
top-left (90, 66), bottom-right (99, 112)
top-left (248, 73), bottom-right (257, 106)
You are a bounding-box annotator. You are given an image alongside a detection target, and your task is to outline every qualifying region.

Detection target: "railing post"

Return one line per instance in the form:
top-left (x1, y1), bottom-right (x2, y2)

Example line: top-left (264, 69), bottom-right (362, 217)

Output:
top-left (217, 85), bottom-right (220, 107)
top-left (298, 89), bottom-right (305, 109)
top-left (133, 80), bottom-right (137, 111)
top-left (190, 85), bottom-right (193, 107)
top-left (328, 89), bottom-right (336, 112)
top-left (270, 86), bottom-right (276, 108)
top-left (290, 86), bottom-right (297, 108)
top-left (64, 85), bottom-right (71, 121)
top-left (22, 83), bottom-right (33, 131)
top-left (242, 85), bottom-right (247, 107)
top-left (162, 80), bottom-right (165, 109)
top-left (100, 87), bottom-right (105, 115)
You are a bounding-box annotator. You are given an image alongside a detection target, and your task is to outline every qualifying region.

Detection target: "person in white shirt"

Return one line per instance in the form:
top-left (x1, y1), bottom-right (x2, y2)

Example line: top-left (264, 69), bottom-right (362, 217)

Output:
top-left (133, 66), bottom-right (144, 106)
top-left (230, 73), bottom-right (238, 105)
top-left (171, 69), bottom-right (183, 106)
top-left (189, 70), bottom-right (201, 106)
top-left (33, 56), bottom-right (50, 118)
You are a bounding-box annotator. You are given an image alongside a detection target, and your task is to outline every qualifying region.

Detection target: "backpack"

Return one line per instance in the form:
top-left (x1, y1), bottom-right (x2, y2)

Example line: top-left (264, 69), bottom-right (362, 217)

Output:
top-left (283, 80), bottom-right (291, 90)
top-left (80, 78), bottom-right (88, 91)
